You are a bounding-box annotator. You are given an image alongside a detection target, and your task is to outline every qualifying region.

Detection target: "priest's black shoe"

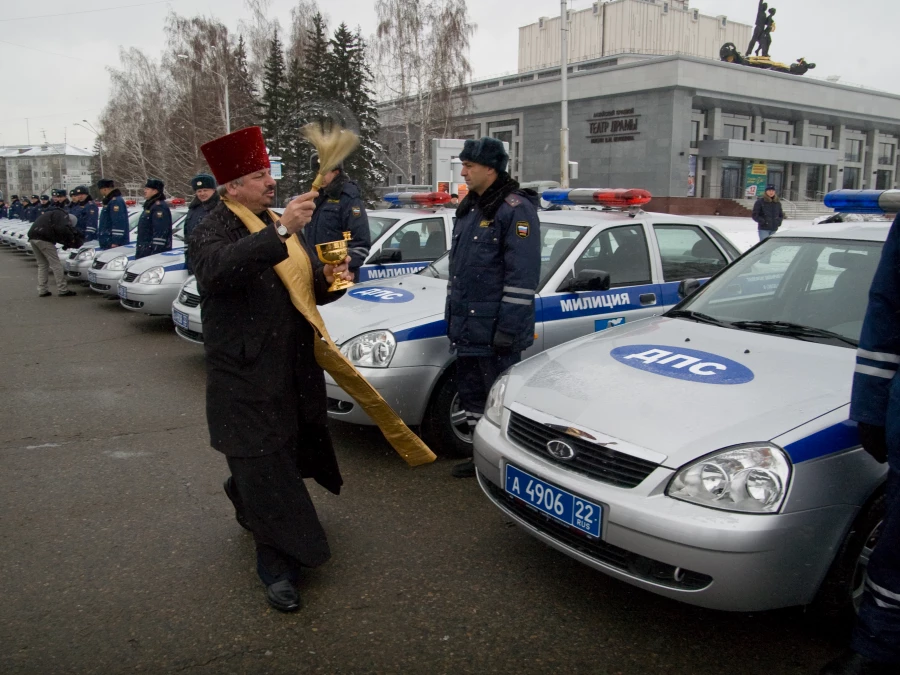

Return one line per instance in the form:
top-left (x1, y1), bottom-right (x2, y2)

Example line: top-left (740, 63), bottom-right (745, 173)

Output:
top-left (266, 579), bottom-right (301, 612)
top-left (820, 650), bottom-right (897, 675)
top-left (223, 477), bottom-right (251, 531)
top-left (452, 459), bottom-right (476, 478)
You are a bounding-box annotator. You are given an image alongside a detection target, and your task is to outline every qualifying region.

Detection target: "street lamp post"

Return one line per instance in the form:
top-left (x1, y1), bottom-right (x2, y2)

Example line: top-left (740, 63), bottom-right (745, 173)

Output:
top-left (177, 53), bottom-right (230, 134)
top-left (74, 120), bottom-right (104, 176)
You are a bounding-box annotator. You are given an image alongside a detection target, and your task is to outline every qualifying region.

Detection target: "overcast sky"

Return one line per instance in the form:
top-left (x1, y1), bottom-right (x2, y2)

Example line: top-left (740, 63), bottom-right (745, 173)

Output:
top-left (0, 0), bottom-right (893, 153)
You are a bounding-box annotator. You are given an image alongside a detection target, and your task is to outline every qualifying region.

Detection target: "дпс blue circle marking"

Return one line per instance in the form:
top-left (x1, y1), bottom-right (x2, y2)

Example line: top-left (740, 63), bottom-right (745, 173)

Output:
top-left (348, 287), bottom-right (415, 303)
top-left (610, 344), bottom-right (754, 385)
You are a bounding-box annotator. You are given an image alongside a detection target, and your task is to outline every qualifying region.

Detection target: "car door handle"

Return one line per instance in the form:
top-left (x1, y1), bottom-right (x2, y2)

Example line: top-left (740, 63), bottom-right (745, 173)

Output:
top-left (639, 293), bottom-right (657, 306)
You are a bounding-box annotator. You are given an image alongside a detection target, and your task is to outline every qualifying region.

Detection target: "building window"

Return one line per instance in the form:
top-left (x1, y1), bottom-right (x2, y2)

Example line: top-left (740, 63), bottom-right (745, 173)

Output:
top-left (723, 124), bottom-right (746, 140)
top-left (691, 120), bottom-right (700, 149)
top-left (410, 140), bottom-right (417, 154)
top-left (396, 175), bottom-right (403, 184)
top-left (397, 142), bottom-right (403, 155)
top-left (876, 170), bottom-right (892, 190)
top-left (811, 134), bottom-right (828, 149)
top-left (411, 175), bottom-right (417, 185)
top-left (845, 139), bottom-right (863, 163)
top-left (843, 167), bottom-right (860, 189)
top-left (879, 143), bottom-right (895, 165)
top-left (767, 129), bottom-right (789, 145)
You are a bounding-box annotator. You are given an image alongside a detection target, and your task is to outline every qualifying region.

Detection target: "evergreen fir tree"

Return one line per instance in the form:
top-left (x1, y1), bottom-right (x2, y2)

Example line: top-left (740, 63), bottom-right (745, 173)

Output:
top-left (281, 55), bottom-right (308, 198)
top-left (343, 29), bottom-right (386, 201)
top-left (230, 35), bottom-right (261, 131)
top-left (260, 29), bottom-right (288, 158)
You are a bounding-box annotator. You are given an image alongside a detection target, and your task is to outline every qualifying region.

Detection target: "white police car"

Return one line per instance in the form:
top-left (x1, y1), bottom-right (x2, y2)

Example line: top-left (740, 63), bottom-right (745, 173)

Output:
top-left (87, 209), bottom-right (188, 296)
top-left (319, 189), bottom-right (741, 456)
top-left (472, 189), bottom-right (895, 614)
top-left (64, 209), bottom-right (142, 281)
top-left (172, 275), bottom-right (202, 343)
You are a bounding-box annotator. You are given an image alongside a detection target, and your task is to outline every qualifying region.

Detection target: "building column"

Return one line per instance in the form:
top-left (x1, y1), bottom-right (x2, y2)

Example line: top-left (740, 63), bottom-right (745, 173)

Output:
top-left (863, 129), bottom-right (879, 190)
top-left (831, 124), bottom-right (847, 191)
top-left (794, 120), bottom-right (811, 200)
top-left (707, 108), bottom-right (724, 198)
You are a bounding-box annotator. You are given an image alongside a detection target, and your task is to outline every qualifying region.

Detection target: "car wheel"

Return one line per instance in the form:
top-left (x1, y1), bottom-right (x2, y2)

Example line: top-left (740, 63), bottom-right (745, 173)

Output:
top-left (814, 492), bottom-right (885, 622)
top-left (420, 369), bottom-right (473, 458)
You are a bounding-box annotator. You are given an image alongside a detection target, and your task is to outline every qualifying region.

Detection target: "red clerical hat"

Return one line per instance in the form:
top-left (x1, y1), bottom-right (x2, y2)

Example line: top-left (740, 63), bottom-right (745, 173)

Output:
top-left (200, 126), bottom-right (271, 185)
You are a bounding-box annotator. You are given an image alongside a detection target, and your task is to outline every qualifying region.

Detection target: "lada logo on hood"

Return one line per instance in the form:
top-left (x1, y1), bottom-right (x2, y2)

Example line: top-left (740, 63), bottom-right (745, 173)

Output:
top-left (610, 344), bottom-right (754, 385)
top-left (546, 440), bottom-right (576, 460)
top-left (348, 287), bottom-right (415, 303)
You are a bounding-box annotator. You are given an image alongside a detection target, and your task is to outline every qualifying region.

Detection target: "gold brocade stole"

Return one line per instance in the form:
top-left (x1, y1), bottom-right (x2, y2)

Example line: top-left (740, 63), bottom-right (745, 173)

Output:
top-left (222, 196), bottom-right (436, 467)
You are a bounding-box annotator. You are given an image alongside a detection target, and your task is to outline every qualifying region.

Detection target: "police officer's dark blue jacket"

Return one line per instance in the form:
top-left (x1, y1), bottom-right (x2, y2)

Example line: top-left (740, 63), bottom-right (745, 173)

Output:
top-left (306, 172), bottom-right (371, 279)
top-left (445, 175), bottom-right (541, 356)
top-left (183, 191), bottom-right (219, 273)
top-left (37, 200), bottom-right (51, 219)
top-left (135, 192), bottom-right (172, 259)
top-left (0, 204), bottom-right (7, 219)
top-left (98, 188), bottom-right (129, 249)
top-left (25, 201), bottom-right (39, 222)
top-left (70, 198), bottom-right (99, 241)
top-left (9, 199), bottom-right (24, 220)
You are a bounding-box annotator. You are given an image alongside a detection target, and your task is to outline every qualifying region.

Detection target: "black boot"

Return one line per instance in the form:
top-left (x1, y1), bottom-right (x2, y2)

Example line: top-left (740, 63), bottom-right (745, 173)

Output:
top-left (223, 477), bottom-right (251, 531)
top-left (820, 650), bottom-right (897, 675)
top-left (265, 579), bottom-right (301, 612)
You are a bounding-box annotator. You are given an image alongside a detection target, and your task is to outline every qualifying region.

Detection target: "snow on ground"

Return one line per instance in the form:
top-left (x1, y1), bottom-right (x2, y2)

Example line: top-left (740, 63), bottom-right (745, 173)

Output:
top-left (698, 216), bottom-right (816, 253)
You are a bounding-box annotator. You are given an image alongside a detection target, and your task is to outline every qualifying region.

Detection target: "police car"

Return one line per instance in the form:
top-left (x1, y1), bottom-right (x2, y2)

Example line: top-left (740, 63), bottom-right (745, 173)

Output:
top-left (319, 189), bottom-right (741, 456)
top-left (169, 195), bottom-right (460, 342)
top-left (64, 209), bottom-right (142, 280)
top-left (471, 188), bottom-right (897, 614)
top-left (87, 209), bottom-right (188, 296)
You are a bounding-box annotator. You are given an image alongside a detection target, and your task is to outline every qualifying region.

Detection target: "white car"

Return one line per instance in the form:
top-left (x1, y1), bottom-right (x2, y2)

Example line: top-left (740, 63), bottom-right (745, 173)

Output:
top-left (64, 209), bottom-right (142, 281)
top-left (474, 215), bottom-right (888, 614)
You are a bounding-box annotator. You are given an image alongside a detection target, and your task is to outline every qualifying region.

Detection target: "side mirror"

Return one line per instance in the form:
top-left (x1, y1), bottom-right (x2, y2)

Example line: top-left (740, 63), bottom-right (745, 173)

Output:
top-left (678, 278), bottom-right (701, 299)
top-left (376, 249), bottom-right (403, 264)
top-left (557, 269), bottom-right (612, 293)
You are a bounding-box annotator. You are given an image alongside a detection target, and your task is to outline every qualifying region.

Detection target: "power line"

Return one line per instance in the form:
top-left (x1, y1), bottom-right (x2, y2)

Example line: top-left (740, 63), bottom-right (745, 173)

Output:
top-left (0, 38), bottom-right (92, 63)
top-left (0, 0), bottom-right (173, 23)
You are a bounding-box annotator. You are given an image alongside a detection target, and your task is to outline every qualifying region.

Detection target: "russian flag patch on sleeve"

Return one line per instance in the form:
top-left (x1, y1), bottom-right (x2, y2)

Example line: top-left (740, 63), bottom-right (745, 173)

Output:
top-left (516, 221), bottom-right (529, 238)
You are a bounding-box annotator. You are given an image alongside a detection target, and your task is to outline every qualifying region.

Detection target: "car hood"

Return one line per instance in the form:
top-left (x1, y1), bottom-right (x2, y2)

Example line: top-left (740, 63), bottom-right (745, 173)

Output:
top-left (125, 248), bottom-right (186, 275)
top-left (95, 238), bottom-right (184, 263)
top-left (319, 274), bottom-right (448, 345)
top-left (504, 316), bottom-right (854, 468)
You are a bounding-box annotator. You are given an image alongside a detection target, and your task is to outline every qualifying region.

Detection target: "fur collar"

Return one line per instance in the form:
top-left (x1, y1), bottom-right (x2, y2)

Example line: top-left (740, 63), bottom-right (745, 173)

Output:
top-left (455, 173), bottom-right (520, 221)
top-left (102, 189), bottom-right (123, 205)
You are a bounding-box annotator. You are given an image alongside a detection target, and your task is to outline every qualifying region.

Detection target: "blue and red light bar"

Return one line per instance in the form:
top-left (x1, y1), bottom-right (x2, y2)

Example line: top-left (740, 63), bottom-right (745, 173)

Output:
top-left (542, 188), bottom-right (653, 208)
top-left (384, 191), bottom-right (452, 207)
top-left (824, 190), bottom-right (900, 214)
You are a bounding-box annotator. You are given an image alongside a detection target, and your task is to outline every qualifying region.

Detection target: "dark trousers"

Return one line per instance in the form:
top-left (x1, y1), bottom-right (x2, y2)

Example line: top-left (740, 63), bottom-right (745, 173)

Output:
top-left (456, 352), bottom-right (521, 432)
top-left (852, 417), bottom-right (900, 663)
top-left (226, 437), bottom-right (331, 585)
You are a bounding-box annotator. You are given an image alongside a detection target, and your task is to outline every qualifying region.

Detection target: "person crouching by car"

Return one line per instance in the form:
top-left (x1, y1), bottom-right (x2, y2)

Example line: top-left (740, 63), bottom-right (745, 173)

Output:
top-left (28, 203), bottom-right (84, 297)
top-left (135, 178), bottom-right (172, 260)
top-left (182, 173), bottom-right (218, 274)
top-left (752, 184), bottom-right (785, 241)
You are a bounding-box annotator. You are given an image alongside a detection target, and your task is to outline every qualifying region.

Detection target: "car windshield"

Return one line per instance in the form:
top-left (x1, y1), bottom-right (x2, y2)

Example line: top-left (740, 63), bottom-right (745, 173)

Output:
top-left (673, 236), bottom-right (883, 347)
top-left (369, 216), bottom-right (399, 242)
top-left (416, 222), bottom-right (586, 287)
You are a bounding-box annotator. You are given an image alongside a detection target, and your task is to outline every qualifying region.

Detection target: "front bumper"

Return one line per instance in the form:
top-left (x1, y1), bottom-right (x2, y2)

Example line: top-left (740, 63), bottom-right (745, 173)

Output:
top-left (88, 267), bottom-right (125, 295)
top-left (325, 365), bottom-right (442, 426)
top-left (118, 281), bottom-right (182, 315)
top-left (473, 412), bottom-right (857, 612)
top-left (171, 299), bottom-right (203, 344)
top-left (65, 256), bottom-right (92, 279)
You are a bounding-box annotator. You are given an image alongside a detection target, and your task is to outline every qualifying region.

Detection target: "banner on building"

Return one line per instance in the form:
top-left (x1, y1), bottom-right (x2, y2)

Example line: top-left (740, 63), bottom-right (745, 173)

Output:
top-left (437, 181), bottom-right (449, 193)
top-left (688, 155), bottom-right (697, 197)
top-left (745, 163), bottom-right (768, 199)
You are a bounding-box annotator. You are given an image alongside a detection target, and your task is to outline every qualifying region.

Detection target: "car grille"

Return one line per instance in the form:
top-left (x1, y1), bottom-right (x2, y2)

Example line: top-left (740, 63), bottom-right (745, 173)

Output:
top-left (123, 272), bottom-right (138, 283)
top-left (65, 271), bottom-right (82, 278)
top-left (121, 299), bottom-right (144, 309)
top-left (179, 290), bottom-right (201, 308)
top-left (507, 412), bottom-right (659, 488)
top-left (91, 259), bottom-right (105, 270)
top-left (175, 326), bottom-right (203, 343)
top-left (90, 283), bottom-right (111, 291)
top-left (482, 477), bottom-right (712, 592)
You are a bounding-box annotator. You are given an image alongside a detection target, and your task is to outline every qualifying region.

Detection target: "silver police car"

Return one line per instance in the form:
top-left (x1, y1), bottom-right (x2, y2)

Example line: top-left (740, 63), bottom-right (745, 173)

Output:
top-left (64, 209), bottom-right (142, 282)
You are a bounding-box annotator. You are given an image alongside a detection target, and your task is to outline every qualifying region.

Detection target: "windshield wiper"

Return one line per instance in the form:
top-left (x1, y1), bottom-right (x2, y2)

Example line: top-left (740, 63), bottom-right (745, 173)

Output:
top-left (667, 309), bottom-right (732, 327)
top-left (731, 320), bottom-right (858, 347)
top-left (418, 263), bottom-right (440, 278)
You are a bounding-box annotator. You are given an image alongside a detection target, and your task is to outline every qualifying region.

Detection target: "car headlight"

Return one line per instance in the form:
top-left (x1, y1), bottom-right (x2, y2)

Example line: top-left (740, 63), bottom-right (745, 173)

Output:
top-left (667, 444), bottom-right (791, 514)
top-left (484, 372), bottom-right (510, 427)
top-left (339, 330), bottom-right (396, 368)
top-left (76, 248), bottom-right (95, 261)
top-left (139, 266), bottom-right (165, 285)
top-left (106, 255), bottom-right (128, 271)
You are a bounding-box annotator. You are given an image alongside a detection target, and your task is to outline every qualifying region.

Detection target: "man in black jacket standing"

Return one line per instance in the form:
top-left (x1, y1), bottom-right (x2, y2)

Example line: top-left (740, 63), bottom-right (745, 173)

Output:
top-left (135, 178), bottom-right (172, 259)
top-left (190, 126), bottom-right (352, 613)
top-left (752, 184), bottom-right (785, 241)
top-left (305, 156), bottom-right (370, 281)
top-left (445, 137), bottom-right (541, 478)
top-left (28, 203), bottom-right (84, 297)
top-left (182, 173), bottom-right (218, 274)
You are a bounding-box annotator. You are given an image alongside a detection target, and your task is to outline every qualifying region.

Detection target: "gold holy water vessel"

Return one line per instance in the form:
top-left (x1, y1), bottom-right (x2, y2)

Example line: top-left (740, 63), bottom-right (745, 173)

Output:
top-left (316, 231), bottom-right (354, 292)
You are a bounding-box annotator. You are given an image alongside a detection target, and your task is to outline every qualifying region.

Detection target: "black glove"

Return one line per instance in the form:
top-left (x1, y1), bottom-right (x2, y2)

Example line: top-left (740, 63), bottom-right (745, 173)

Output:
top-left (858, 422), bottom-right (888, 464)
top-left (492, 330), bottom-right (515, 351)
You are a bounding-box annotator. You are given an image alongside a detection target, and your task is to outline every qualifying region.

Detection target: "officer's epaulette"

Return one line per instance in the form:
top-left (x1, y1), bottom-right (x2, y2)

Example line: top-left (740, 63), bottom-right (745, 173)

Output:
top-left (505, 193), bottom-right (522, 208)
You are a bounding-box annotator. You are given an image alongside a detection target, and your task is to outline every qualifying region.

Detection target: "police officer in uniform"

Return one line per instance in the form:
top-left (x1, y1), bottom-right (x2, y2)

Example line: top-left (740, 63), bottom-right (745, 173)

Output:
top-left (52, 188), bottom-right (71, 212)
top-left (0, 199), bottom-right (7, 219)
top-left (445, 137), bottom-right (541, 478)
top-left (69, 185), bottom-right (99, 242)
top-left (37, 194), bottom-right (52, 218)
top-left (182, 173), bottom-right (219, 274)
top-left (9, 195), bottom-right (25, 220)
top-left (305, 156), bottom-right (370, 281)
top-left (97, 179), bottom-right (129, 249)
top-left (821, 214), bottom-right (900, 674)
top-left (25, 195), bottom-right (41, 222)
top-left (135, 178), bottom-right (172, 259)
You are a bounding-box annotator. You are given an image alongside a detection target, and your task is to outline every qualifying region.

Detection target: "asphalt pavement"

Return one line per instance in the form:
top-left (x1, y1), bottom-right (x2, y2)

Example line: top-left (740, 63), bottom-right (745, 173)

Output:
top-left (0, 248), bottom-right (844, 675)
